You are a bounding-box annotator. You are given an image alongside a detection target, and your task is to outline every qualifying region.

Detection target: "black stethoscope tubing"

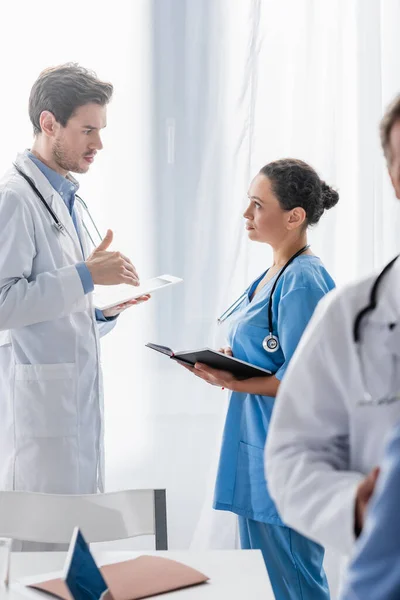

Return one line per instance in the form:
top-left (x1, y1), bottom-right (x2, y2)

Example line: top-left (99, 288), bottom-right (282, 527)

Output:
top-left (13, 163), bottom-right (65, 233)
top-left (353, 254), bottom-right (399, 343)
top-left (218, 244), bottom-right (310, 352)
top-left (13, 163), bottom-right (102, 247)
top-left (262, 244), bottom-right (310, 351)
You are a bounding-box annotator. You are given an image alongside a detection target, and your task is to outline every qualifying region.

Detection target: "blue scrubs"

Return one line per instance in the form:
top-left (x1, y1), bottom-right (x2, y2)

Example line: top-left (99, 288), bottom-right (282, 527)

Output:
top-left (340, 422), bottom-right (400, 600)
top-left (214, 255), bottom-right (335, 599)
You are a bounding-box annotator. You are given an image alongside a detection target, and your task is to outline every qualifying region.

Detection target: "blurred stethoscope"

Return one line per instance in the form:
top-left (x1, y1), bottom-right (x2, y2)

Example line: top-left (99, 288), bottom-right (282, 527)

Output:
top-left (217, 245), bottom-right (310, 353)
top-left (13, 163), bottom-right (102, 247)
top-left (353, 254), bottom-right (399, 404)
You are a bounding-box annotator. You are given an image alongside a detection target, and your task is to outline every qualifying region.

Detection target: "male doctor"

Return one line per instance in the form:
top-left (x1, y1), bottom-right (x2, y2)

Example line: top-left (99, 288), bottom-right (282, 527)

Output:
top-left (266, 92), bottom-right (400, 556)
top-left (0, 64), bottom-right (148, 500)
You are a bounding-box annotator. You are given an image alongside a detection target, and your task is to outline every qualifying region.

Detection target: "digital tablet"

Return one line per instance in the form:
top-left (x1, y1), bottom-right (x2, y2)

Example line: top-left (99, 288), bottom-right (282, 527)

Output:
top-left (93, 274), bottom-right (183, 311)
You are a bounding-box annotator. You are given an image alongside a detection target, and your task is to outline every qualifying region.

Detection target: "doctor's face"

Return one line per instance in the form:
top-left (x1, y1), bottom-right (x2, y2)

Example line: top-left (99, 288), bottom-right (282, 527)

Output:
top-left (52, 103), bottom-right (107, 174)
top-left (388, 119), bottom-right (400, 200)
top-left (243, 174), bottom-right (289, 245)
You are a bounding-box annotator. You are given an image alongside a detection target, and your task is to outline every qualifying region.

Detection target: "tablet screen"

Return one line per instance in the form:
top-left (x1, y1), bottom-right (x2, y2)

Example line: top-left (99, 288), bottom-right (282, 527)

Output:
top-left (141, 276), bottom-right (171, 291)
top-left (93, 274), bottom-right (182, 310)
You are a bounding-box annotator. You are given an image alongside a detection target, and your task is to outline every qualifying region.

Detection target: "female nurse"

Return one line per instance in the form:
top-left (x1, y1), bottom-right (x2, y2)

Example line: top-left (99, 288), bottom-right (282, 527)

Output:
top-left (182, 159), bottom-right (338, 599)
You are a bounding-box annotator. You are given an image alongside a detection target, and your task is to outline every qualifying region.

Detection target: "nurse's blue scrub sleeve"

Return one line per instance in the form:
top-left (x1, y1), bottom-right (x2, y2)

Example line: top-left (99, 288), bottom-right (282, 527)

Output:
top-left (340, 422), bottom-right (400, 600)
top-left (275, 287), bottom-right (327, 380)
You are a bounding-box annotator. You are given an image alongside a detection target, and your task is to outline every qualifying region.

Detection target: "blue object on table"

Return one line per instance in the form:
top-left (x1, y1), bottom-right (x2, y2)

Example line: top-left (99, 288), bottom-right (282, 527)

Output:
top-left (64, 528), bottom-right (112, 600)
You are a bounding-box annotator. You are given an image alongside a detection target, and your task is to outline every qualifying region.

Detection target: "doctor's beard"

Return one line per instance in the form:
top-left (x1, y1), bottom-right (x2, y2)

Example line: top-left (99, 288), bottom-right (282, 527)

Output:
top-left (52, 137), bottom-right (90, 174)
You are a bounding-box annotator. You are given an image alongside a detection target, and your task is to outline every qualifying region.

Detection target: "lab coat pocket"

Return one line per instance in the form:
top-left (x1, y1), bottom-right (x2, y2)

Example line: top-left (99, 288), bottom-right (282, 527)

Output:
top-left (14, 363), bottom-right (77, 438)
top-left (233, 441), bottom-right (279, 520)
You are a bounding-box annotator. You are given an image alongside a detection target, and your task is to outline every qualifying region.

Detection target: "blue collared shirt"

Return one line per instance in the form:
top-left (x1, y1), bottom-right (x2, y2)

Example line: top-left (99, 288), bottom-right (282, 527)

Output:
top-left (28, 152), bottom-right (109, 321)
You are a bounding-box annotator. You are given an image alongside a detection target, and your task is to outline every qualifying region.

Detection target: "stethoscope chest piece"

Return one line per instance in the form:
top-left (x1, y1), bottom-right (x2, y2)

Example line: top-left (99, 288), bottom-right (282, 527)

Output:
top-left (263, 334), bottom-right (280, 353)
top-left (218, 244), bottom-right (310, 354)
top-left (53, 221), bottom-right (66, 235)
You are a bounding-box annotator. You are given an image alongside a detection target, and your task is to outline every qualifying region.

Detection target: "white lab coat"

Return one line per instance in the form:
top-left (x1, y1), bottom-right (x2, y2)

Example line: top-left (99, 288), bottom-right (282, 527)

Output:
top-left (0, 152), bottom-right (115, 495)
top-left (265, 257), bottom-right (400, 557)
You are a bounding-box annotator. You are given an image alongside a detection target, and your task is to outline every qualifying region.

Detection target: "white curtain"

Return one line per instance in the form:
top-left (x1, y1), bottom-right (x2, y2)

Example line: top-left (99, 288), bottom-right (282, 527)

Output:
top-left (150, 0), bottom-right (400, 596)
top-left (1, 0), bottom-right (400, 595)
top-left (184, 1), bottom-right (400, 596)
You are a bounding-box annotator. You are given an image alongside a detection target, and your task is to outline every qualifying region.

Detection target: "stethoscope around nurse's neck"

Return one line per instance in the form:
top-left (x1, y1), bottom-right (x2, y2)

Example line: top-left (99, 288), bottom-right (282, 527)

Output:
top-left (217, 244), bottom-right (310, 353)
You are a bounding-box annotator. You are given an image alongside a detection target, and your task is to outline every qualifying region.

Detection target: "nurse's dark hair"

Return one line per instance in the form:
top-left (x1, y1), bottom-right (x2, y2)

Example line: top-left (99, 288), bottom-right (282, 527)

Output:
top-left (29, 63), bottom-right (113, 135)
top-left (259, 159), bottom-right (339, 226)
top-left (380, 94), bottom-right (400, 164)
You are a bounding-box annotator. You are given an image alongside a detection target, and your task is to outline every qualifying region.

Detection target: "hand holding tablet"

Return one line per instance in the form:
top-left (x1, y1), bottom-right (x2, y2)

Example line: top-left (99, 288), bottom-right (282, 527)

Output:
top-left (94, 274), bottom-right (183, 311)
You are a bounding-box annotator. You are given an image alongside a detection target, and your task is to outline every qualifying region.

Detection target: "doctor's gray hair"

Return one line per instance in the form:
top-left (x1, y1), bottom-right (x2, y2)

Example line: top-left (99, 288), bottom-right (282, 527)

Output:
top-left (29, 63), bottom-right (113, 135)
top-left (259, 159), bottom-right (339, 226)
top-left (380, 94), bottom-right (400, 164)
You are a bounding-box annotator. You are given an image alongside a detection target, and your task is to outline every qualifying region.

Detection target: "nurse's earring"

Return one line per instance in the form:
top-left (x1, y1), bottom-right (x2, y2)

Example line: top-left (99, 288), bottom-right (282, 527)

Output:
top-left (262, 334), bottom-right (279, 353)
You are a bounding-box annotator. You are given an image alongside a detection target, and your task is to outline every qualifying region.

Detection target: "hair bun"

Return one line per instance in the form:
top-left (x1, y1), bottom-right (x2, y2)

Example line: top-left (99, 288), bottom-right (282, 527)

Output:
top-left (321, 181), bottom-right (339, 210)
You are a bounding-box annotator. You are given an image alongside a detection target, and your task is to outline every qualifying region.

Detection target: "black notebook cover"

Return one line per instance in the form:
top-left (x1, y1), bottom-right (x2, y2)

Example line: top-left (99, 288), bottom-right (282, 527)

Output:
top-left (146, 343), bottom-right (271, 379)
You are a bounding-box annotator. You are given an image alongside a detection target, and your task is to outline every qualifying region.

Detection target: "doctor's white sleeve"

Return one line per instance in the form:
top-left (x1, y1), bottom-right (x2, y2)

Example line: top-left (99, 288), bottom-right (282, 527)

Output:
top-left (265, 290), bottom-right (364, 556)
top-left (0, 188), bottom-right (86, 330)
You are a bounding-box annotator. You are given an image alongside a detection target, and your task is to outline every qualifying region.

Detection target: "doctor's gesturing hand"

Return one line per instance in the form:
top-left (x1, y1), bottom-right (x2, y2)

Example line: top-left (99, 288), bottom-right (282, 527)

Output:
top-left (86, 229), bottom-right (140, 286)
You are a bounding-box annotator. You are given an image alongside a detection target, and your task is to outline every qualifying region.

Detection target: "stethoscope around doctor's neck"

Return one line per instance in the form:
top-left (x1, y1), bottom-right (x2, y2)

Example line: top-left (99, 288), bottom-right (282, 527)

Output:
top-left (13, 163), bottom-right (102, 247)
top-left (217, 244), bottom-right (310, 353)
top-left (352, 254), bottom-right (400, 404)
top-left (353, 254), bottom-right (399, 343)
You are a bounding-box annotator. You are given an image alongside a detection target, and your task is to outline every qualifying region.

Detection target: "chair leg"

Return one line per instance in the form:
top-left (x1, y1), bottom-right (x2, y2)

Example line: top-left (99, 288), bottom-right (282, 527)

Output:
top-left (154, 490), bottom-right (168, 550)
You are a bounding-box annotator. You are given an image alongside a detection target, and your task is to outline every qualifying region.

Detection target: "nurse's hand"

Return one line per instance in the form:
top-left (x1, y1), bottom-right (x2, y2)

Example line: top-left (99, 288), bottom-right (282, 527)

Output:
top-left (218, 346), bottom-right (233, 356)
top-left (102, 295), bottom-right (151, 318)
top-left (179, 361), bottom-right (239, 391)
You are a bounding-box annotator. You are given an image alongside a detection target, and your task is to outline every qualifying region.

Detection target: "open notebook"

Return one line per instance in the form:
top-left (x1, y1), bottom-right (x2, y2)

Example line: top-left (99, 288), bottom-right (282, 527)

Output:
top-left (25, 528), bottom-right (209, 600)
top-left (146, 342), bottom-right (272, 379)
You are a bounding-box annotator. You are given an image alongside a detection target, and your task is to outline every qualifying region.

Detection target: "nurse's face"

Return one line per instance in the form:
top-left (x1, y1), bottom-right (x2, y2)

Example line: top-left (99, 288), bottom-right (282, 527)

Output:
top-left (243, 174), bottom-right (289, 245)
top-left (388, 119), bottom-right (400, 200)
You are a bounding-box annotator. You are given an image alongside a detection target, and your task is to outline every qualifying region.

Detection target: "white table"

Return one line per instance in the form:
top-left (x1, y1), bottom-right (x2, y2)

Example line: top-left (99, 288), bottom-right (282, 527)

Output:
top-left (2, 550), bottom-right (275, 599)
